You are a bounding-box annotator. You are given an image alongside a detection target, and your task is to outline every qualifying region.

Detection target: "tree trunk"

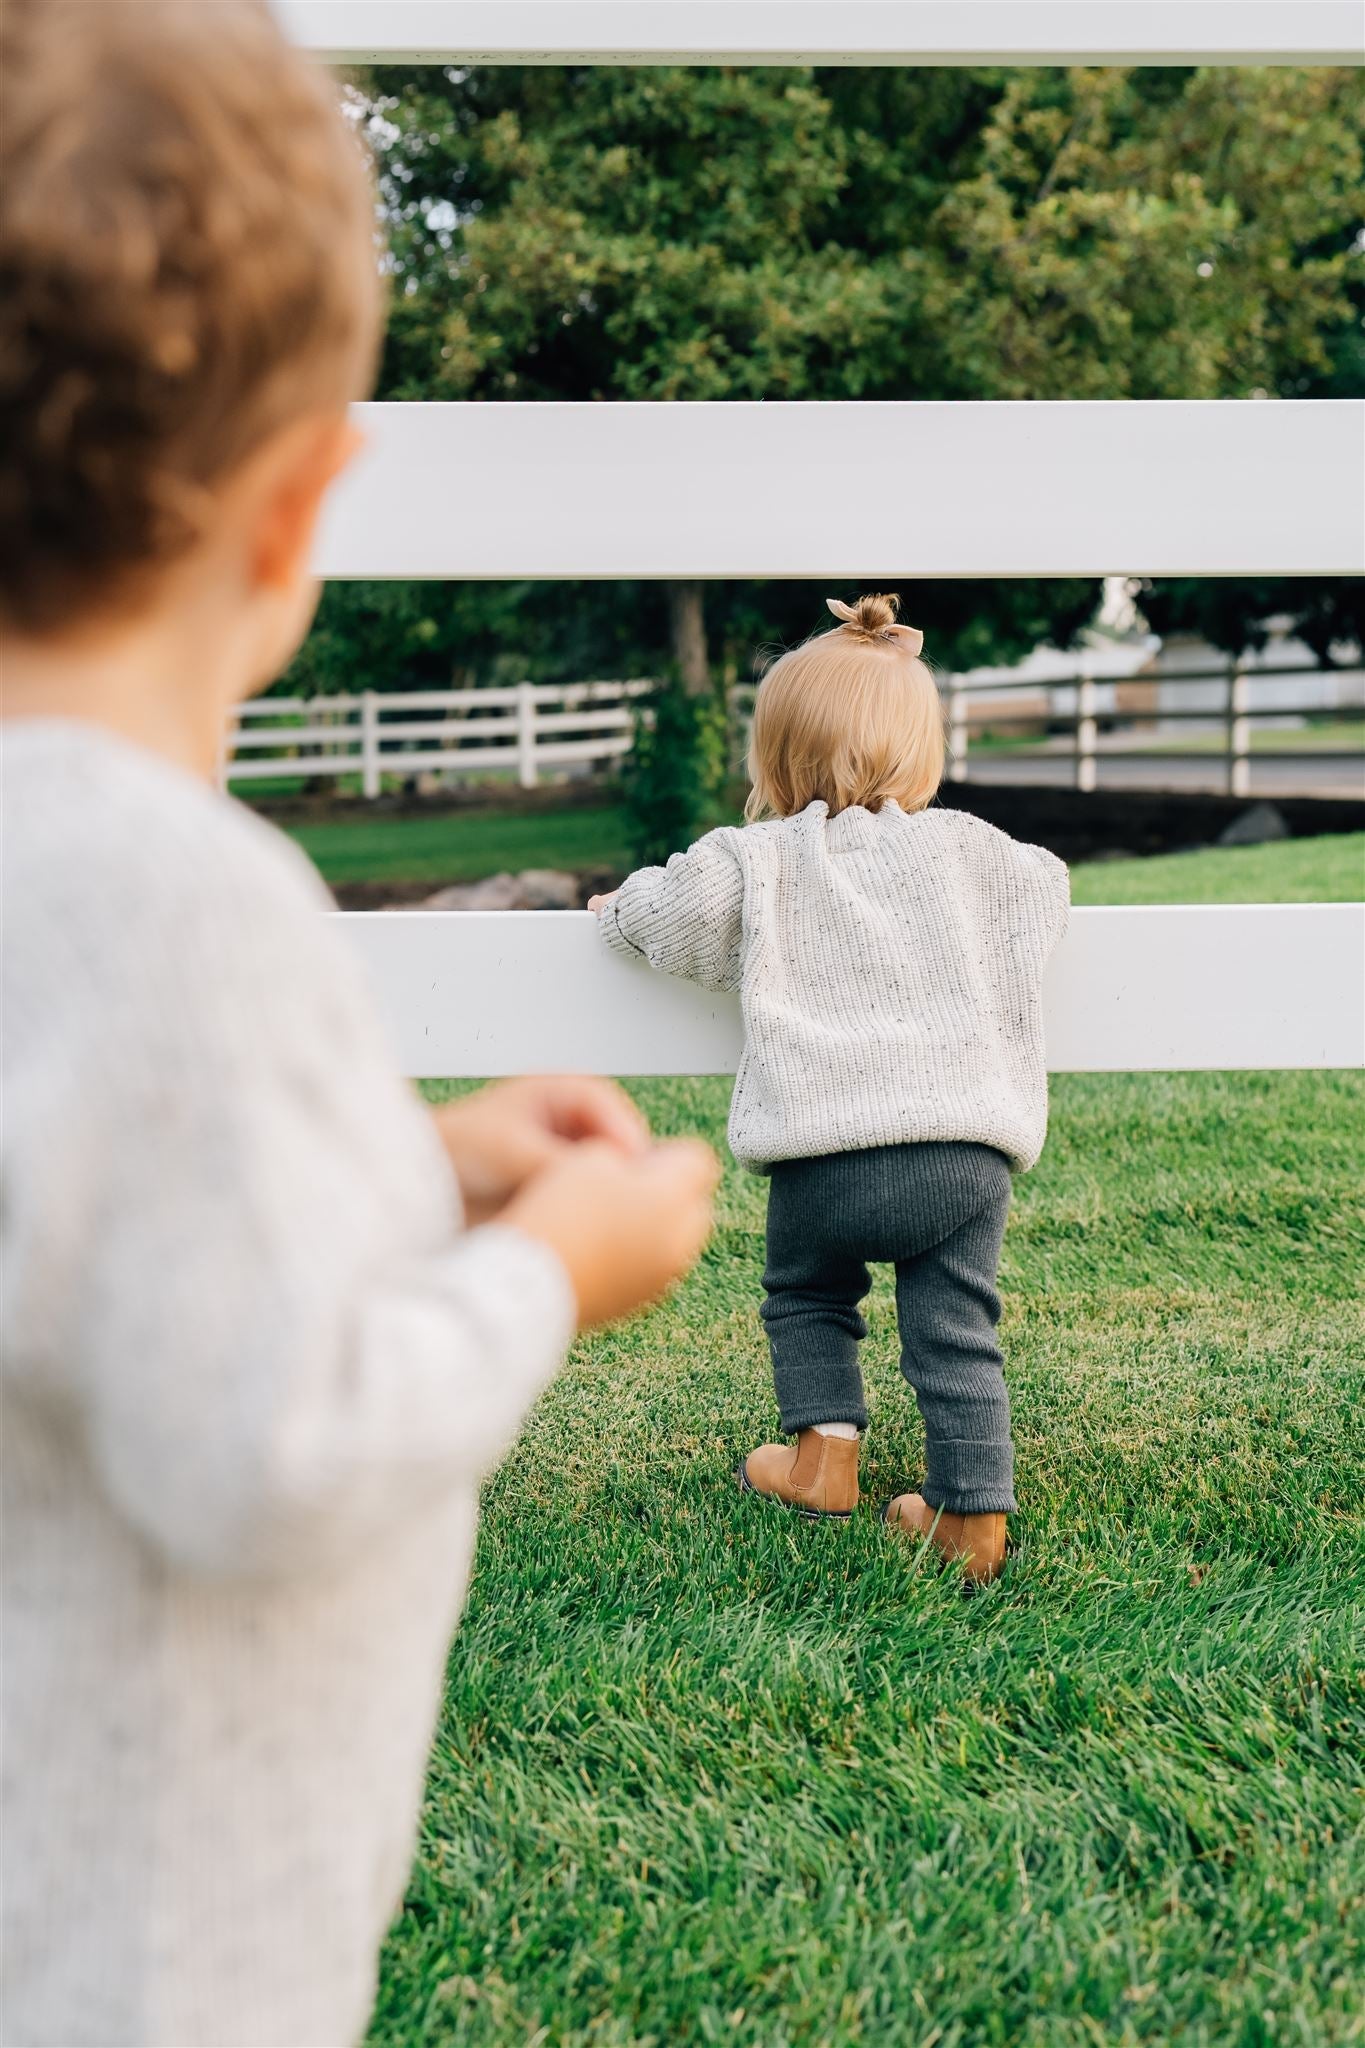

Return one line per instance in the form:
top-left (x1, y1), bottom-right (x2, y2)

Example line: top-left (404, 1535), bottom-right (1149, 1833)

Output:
top-left (668, 580), bottom-right (710, 697)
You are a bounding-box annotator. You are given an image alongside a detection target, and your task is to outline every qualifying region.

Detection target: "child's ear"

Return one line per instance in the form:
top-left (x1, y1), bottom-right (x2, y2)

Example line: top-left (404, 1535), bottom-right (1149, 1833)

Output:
top-left (248, 412), bottom-right (365, 595)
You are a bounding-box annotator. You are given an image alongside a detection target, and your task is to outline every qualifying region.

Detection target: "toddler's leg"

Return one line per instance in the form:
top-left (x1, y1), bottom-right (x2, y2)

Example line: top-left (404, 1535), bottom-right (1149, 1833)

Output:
top-left (760, 1163), bottom-right (870, 1433)
top-left (894, 1156), bottom-right (1014, 1515)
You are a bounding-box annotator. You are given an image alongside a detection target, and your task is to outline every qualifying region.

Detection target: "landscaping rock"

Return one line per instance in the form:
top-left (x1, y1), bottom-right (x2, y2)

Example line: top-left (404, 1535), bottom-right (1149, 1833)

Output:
top-left (396, 868), bottom-right (582, 912)
top-left (519, 868), bottom-right (582, 910)
top-left (1217, 802), bottom-right (1289, 847)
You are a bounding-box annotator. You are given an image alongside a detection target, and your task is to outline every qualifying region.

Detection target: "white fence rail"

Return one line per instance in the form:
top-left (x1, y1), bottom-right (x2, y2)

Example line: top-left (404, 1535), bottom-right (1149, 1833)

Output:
top-left (940, 662), bottom-right (1365, 796)
top-left (280, 1), bottom-right (1365, 67)
top-left (234, 663), bottom-right (1362, 801)
top-left (728, 662), bottom-right (1365, 796)
top-left (315, 402), bottom-right (1365, 583)
top-left (221, 679), bottom-right (653, 793)
top-left (336, 905), bottom-right (1365, 1078)
top-left (288, 5), bottom-right (1363, 1083)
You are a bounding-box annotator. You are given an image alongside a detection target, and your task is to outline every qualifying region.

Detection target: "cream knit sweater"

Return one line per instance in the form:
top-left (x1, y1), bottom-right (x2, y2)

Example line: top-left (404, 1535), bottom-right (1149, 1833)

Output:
top-left (1, 723), bottom-right (575, 2048)
top-left (600, 801), bottom-right (1069, 1172)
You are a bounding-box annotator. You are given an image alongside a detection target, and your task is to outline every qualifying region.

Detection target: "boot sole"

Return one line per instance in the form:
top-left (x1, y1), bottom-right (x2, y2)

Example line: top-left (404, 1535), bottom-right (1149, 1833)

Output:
top-left (736, 1461), bottom-right (853, 1521)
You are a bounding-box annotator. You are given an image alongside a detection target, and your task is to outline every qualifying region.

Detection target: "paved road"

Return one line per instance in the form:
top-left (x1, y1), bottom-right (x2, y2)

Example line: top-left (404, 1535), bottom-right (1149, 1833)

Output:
top-left (961, 754), bottom-right (1364, 802)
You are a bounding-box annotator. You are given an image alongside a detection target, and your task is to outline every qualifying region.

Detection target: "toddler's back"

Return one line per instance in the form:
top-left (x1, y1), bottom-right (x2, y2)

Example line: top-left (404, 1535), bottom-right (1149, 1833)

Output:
top-left (600, 800), bottom-right (1069, 1171)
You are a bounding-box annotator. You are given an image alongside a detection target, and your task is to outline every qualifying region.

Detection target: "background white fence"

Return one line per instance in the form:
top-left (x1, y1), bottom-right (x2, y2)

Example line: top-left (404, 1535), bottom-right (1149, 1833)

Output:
top-left (226, 664), bottom-right (1363, 799)
top-left (937, 663), bottom-right (1365, 797)
top-left (221, 679), bottom-right (653, 793)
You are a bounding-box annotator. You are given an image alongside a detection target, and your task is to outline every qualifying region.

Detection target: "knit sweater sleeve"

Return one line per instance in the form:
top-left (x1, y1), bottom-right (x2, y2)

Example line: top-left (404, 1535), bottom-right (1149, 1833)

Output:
top-left (597, 829), bottom-right (745, 990)
top-left (53, 866), bottom-right (576, 1583)
top-left (1017, 840), bottom-right (1071, 951)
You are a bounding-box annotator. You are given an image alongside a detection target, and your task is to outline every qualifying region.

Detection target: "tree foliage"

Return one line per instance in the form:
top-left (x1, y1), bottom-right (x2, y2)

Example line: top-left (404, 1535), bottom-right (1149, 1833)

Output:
top-left (287, 63), bottom-right (1362, 694)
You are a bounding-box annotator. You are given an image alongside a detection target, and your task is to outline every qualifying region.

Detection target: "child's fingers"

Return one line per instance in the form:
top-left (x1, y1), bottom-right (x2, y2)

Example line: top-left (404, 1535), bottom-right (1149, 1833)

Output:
top-left (642, 1136), bottom-right (721, 1199)
top-left (526, 1075), bottom-right (649, 1154)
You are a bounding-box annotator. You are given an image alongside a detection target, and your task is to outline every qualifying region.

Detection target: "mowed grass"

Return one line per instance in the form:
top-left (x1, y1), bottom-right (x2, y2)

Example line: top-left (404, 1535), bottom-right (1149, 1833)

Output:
top-left (1070, 833), bottom-right (1364, 906)
top-left (370, 1070), bottom-right (1365, 2048)
top-left (361, 831), bottom-right (1364, 2042)
top-left (289, 797), bottom-right (1363, 907)
top-left (288, 803), bottom-right (634, 886)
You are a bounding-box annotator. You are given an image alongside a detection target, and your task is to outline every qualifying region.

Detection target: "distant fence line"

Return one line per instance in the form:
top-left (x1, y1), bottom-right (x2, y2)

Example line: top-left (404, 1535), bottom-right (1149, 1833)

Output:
top-left (220, 665), bottom-right (1363, 800)
top-left (219, 679), bottom-right (656, 795)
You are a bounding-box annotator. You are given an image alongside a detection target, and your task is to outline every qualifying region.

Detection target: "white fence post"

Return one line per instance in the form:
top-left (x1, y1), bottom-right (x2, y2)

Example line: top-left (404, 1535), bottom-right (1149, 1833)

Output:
top-left (1227, 662), bottom-right (1251, 798)
top-left (947, 676), bottom-right (969, 782)
top-left (1075, 672), bottom-right (1098, 793)
top-left (516, 681), bottom-right (538, 790)
top-left (361, 691), bottom-right (380, 799)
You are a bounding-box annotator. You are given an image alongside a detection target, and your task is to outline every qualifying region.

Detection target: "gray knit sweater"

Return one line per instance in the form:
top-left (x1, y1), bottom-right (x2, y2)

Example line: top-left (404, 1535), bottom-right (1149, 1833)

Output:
top-left (1, 722), bottom-right (575, 2048)
top-left (599, 801), bottom-right (1069, 1172)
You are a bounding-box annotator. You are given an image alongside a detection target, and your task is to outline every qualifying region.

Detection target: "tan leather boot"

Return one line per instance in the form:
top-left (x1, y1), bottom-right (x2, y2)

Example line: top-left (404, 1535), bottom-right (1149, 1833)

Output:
top-left (883, 1492), bottom-right (1007, 1585)
top-left (738, 1430), bottom-right (860, 1519)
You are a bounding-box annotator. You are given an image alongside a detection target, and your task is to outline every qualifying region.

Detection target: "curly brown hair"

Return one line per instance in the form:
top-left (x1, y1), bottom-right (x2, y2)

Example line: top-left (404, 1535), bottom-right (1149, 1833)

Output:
top-left (0, 0), bottom-right (382, 634)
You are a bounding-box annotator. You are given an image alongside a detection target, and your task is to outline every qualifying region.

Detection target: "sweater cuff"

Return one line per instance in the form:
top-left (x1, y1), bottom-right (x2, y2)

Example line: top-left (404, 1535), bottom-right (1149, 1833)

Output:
top-left (597, 894), bottom-right (645, 959)
top-left (436, 1224), bottom-right (577, 1456)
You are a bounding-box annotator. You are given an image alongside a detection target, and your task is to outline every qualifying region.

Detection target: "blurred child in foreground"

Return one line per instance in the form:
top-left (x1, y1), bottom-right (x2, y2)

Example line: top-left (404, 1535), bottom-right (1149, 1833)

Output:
top-left (0, 6), bottom-right (716, 2042)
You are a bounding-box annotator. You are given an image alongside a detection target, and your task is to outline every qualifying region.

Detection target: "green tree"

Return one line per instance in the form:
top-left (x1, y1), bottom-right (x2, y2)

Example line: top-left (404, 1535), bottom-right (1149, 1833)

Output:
top-left (289, 62), bottom-right (1361, 696)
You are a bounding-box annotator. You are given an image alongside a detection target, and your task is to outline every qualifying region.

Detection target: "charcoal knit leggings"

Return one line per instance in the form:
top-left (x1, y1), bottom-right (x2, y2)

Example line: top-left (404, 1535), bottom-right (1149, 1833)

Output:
top-left (761, 1141), bottom-right (1015, 1515)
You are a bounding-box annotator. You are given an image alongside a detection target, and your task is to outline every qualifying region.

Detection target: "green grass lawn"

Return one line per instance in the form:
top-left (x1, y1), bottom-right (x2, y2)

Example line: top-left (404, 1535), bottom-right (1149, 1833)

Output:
top-left (290, 799), bottom-right (1364, 907)
top-left (288, 803), bottom-right (635, 886)
top-left (1070, 832), bottom-right (1365, 905)
top-left (362, 831), bottom-right (1365, 2046)
top-left (372, 1068), bottom-right (1364, 2048)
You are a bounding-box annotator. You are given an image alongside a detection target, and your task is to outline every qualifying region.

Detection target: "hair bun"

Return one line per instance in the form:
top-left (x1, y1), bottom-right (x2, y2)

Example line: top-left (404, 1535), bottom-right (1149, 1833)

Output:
top-left (826, 593), bottom-right (924, 657)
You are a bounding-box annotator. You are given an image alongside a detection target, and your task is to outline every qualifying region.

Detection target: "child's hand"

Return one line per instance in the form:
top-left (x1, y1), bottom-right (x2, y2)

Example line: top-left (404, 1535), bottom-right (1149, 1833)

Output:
top-left (500, 1138), bottom-right (720, 1329)
top-left (587, 890), bottom-right (619, 913)
top-left (432, 1076), bottom-right (648, 1226)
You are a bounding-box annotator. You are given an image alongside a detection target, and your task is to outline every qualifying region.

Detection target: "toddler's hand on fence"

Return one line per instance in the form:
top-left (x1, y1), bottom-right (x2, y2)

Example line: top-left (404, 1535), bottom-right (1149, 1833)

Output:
top-left (587, 891), bottom-right (619, 912)
top-left (501, 1137), bottom-right (720, 1329)
top-left (432, 1076), bottom-right (648, 1226)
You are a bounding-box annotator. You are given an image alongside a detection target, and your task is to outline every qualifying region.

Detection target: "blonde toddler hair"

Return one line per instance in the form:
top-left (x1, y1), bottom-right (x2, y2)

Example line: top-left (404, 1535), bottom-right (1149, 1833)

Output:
top-left (745, 594), bottom-right (945, 821)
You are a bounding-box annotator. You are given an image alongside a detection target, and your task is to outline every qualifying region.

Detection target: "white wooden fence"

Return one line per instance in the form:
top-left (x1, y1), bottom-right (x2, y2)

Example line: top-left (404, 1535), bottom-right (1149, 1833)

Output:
top-left (937, 663), bottom-right (1365, 797)
top-left (284, 2), bottom-right (1363, 1079)
top-left (336, 906), bottom-right (1365, 1076)
top-left (314, 401), bottom-right (1363, 581)
top-left (222, 680), bottom-right (652, 794)
top-left (280, 2), bottom-right (1365, 68)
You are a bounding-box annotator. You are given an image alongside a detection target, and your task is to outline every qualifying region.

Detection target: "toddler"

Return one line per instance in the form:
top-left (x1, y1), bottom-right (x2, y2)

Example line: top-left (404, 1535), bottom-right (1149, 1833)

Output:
top-left (0, 6), bottom-right (715, 2043)
top-left (593, 596), bottom-right (1069, 1583)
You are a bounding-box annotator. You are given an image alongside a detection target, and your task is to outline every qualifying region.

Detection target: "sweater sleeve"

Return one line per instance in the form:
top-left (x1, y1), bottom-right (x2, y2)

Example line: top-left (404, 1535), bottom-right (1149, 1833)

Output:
top-left (1019, 841), bottom-right (1071, 951)
top-left (59, 884), bottom-right (576, 1583)
top-left (598, 829), bottom-right (745, 991)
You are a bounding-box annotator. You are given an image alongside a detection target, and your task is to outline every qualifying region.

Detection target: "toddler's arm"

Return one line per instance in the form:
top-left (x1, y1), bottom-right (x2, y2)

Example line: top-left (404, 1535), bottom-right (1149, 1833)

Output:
top-left (596, 829), bottom-right (744, 990)
top-left (1020, 841), bottom-right (1071, 949)
top-left (49, 889), bottom-right (712, 1582)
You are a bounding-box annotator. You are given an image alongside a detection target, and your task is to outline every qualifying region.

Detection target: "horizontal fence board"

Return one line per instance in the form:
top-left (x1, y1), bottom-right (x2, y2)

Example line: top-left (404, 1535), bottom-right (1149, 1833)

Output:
top-left (539, 680), bottom-right (655, 704)
top-left (239, 696), bottom-right (358, 716)
top-left (533, 707), bottom-right (636, 733)
top-left (334, 905), bottom-right (1365, 1079)
top-left (231, 726), bottom-right (360, 749)
top-left (280, 1), bottom-right (1365, 65)
top-left (537, 735), bottom-right (634, 761)
top-left (316, 402), bottom-right (1365, 581)
top-left (369, 747), bottom-right (517, 773)
top-left (375, 717), bottom-right (519, 742)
